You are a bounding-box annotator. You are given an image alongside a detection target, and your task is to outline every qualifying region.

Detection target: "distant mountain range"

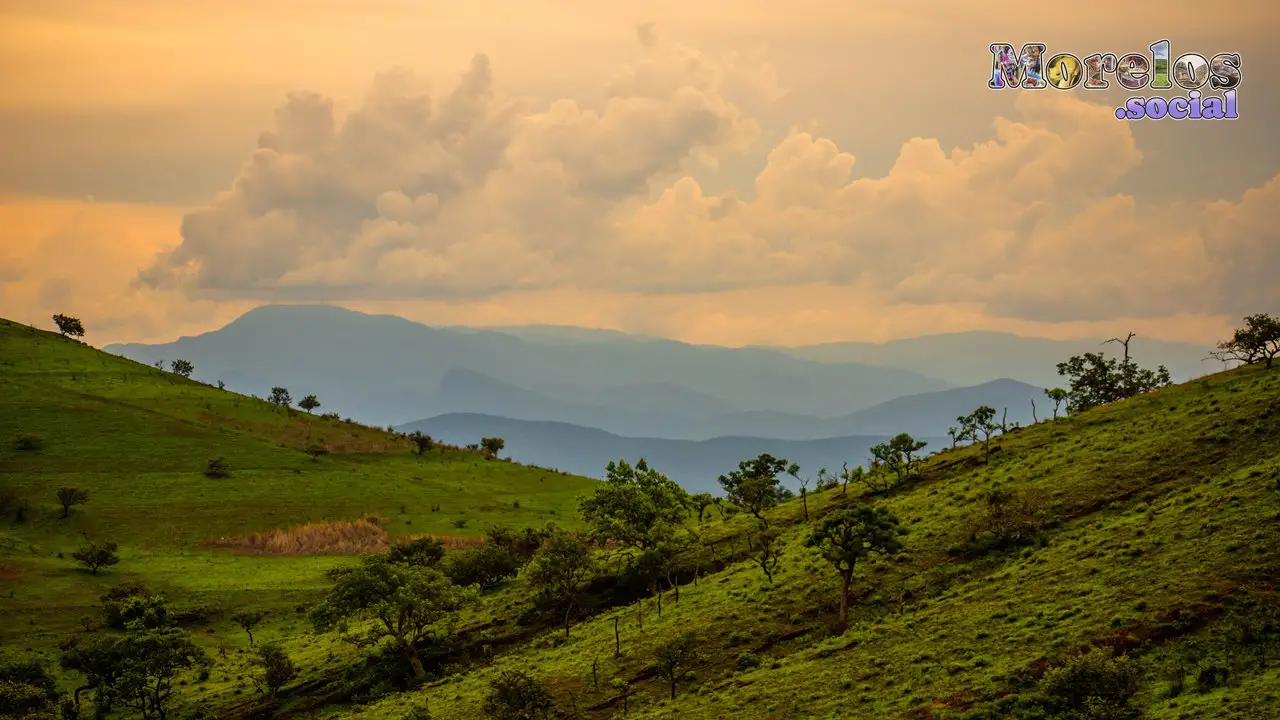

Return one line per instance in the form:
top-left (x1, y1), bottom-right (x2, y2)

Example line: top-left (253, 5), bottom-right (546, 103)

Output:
top-left (104, 304), bottom-right (948, 430)
top-left (397, 413), bottom-right (947, 493)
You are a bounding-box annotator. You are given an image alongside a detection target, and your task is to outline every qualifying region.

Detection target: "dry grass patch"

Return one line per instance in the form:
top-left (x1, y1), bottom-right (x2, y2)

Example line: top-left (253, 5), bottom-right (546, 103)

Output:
top-left (201, 517), bottom-right (486, 555)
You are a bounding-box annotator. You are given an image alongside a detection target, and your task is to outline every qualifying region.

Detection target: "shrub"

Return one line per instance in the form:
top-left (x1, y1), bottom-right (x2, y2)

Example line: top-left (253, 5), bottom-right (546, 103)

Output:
top-left (251, 642), bottom-right (298, 697)
top-left (482, 670), bottom-right (555, 720)
top-left (444, 544), bottom-right (522, 590)
top-left (205, 457), bottom-right (231, 478)
top-left (72, 541), bottom-right (120, 575)
top-left (1038, 648), bottom-right (1142, 719)
top-left (13, 434), bottom-right (42, 452)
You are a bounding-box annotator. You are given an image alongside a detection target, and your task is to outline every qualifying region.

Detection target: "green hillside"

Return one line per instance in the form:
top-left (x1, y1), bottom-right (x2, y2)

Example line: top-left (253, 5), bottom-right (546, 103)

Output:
top-left (3, 317), bottom-right (1279, 720)
top-left (0, 318), bottom-right (596, 650)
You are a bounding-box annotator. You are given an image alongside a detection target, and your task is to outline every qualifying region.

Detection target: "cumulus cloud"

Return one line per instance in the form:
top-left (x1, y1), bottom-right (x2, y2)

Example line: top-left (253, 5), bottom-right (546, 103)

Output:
top-left (141, 28), bottom-right (1280, 322)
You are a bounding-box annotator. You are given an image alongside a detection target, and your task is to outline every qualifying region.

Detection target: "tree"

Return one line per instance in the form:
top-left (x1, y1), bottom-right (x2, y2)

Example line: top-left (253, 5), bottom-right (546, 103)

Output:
top-left (961, 406), bottom-right (999, 463)
top-left (112, 626), bottom-right (209, 719)
top-left (205, 457), bottom-right (230, 478)
top-left (251, 642), bottom-right (297, 698)
top-left (410, 431), bottom-right (434, 456)
top-left (56, 487), bottom-right (89, 519)
top-left (718, 454), bottom-right (791, 527)
top-left (482, 670), bottom-right (556, 720)
top-left (0, 655), bottom-right (62, 718)
top-left (298, 394), bottom-right (321, 413)
top-left (869, 434), bottom-right (928, 489)
top-left (73, 541), bottom-right (119, 575)
top-left (60, 633), bottom-right (126, 715)
top-left (480, 437), bottom-right (505, 459)
top-left (1211, 313), bottom-right (1280, 369)
top-left (690, 492), bottom-right (715, 523)
top-left (387, 537), bottom-right (446, 568)
top-left (444, 543), bottom-right (523, 590)
top-left (655, 631), bottom-right (704, 700)
top-left (1057, 336), bottom-right (1171, 413)
top-left (524, 530), bottom-right (595, 640)
top-left (268, 387), bottom-right (292, 408)
top-left (751, 529), bottom-right (784, 583)
top-left (169, 359), bottom-right (194, 378)
top-left (305, 443), bottom-right (329, 462)
top-left (1044, 387), bottom-right (1069, 419)
top-left (231, 609), bottom-right (267, 646)
top-left (806, 505), bottom-right (905, 625)
top-left (310, 554), bottom-right (473, 679)
top-left (52, 313), bottom-right (85, 338)
top-left (579, 458), bottom-right (689, 550)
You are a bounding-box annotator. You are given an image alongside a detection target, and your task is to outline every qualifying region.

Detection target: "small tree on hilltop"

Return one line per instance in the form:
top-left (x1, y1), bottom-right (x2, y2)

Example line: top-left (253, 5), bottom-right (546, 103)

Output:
top-left (1044, 388), bottom-right (1069, 419)
top-left (524, 530), bottom-right (595, 640)
top-left (961, 406), bottom-right (999, 464)
top-left (410, 431), bottom-right (434, 457)
top-left (298, 394), bottom-right (321, 413)
top-left (57, 487), bottom-right (89, 519)
top-left (205, 457), bottom-right (231, 478)
top-left (690, 492), bottom-right (715, 523)
top-left (1211, 313), bottom-right (1280, 370)
top-left (718, 453), bottom-right (791, 527)
top-left (806, 505), bottom-right (905, 625)
top-left (52, 313), bottom-right (85, 338)
top-left (655, 631), bottom-right (704, 700)
top-left (480, 437), bottom-right (505, 459)
top-left (306, 443), bottom-right (329, 462)
top-left (482, 670), bottom-right (556, 720)
top-left (869, 433), bottom-right (927, 490)
top-left (232, 609), bottom-right (267, 646)
top-left (310, 555), bottom-right (473, 679)
top-left (112, 625), bottom-right (210, 719)
top-left (73, 541), bottom-right (120, 576)
top-left (1057, 334), bottom-right (1171, 413)
top-left (170, 359), bottom-right (194, 378)
top-left (579, 458), bottom-right (689, 550)
top-left (251, 642), bottom-right (298, 698)
top-left (268, 387), bottom-right (292, 408)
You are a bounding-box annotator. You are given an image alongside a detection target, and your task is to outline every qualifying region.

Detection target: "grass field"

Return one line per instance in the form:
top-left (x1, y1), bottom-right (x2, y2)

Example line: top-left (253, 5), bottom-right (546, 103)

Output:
top-left (3, 317), bottom-right (1279, 719)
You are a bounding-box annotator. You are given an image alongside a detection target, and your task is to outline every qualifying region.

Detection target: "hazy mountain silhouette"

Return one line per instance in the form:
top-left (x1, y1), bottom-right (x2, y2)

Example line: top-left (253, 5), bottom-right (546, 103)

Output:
top-left (768, 331), bottom-right (1214, 387)
top-left (399, 413), bottom-right (947, 493)
top-left (105, 304), bottom-right (947, 427)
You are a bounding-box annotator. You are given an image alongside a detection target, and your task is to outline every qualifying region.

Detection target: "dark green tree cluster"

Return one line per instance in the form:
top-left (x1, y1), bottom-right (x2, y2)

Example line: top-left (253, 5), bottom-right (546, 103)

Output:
top-left (718, 454), bottom-right (794, 527)
top-left (580, 458), bottom-right (690, 550)
top-left (52, 313), bottom-right (85, 339)
top-left (1211, 313), bottom-right (1280, 369)
top-left (1056, 332), bottom-right (1171, 413)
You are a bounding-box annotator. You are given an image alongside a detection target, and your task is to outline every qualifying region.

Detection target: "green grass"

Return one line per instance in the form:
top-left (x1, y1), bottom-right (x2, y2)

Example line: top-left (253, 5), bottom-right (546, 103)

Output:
top-left (4, 317), bottom-right (1280, 720)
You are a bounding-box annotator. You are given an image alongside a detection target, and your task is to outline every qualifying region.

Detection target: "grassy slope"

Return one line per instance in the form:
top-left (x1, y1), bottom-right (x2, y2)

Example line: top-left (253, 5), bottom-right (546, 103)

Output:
top-left (0, 318), bottom-right (596, 655)
top-left (332, 363), bottom-right (1279, 719)
top-left (4, 317), bottom-right (1279, 720)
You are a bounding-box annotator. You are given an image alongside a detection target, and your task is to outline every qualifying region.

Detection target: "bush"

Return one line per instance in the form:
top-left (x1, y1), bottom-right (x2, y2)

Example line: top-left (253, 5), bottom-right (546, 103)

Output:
top-left (1038, 649), bottom-right (1142, 719)
top-left (13, 434), bottom-right (42, 452)
top-left (252, 643), bottom-right (298, 697)
top-left (445, 544), bottom-right (522, 590)
top-left (205, 457), bottom-right (231, 479)
top-left (72, 541), bottom-right (120, 575)
top-left (403, 699), bottom-right (433, 720)
top-left (482, 670), bottom-right (555, 720)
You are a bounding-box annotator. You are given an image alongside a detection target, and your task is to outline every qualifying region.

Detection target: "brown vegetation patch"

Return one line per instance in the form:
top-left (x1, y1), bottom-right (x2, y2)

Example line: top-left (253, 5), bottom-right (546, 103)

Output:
top-left (0, 563), bottom-right (26, 581)
top-left (200, 517), bottom-right (484, 555)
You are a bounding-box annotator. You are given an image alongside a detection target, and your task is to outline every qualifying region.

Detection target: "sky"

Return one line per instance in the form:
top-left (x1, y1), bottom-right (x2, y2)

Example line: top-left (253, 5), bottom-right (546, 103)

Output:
top-left (1, 0), bottom-right (1277, 348)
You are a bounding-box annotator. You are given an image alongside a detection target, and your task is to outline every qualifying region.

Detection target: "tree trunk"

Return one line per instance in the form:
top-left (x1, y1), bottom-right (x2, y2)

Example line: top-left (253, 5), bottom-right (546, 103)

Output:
top-left (406, 647), bottom-right (426, 679)
top-left (61, 505), bottom-right (70, 519)
top-left (838, 570), bottom-right (852, 625)
top-left (614, 617), bottom-right (621, 657)
top-left (564, 605), bottom-right (573, 640)
top-left (246, 628), bottom-right (255, 646)
top-left (656, 586), bottom-right (662, 617)
top-left (1031, 399), bottom-right (1038, 424)
top-left (801, 491), bottom-right (809, 520)
top-left (670, 678), bottom-right (677, 700)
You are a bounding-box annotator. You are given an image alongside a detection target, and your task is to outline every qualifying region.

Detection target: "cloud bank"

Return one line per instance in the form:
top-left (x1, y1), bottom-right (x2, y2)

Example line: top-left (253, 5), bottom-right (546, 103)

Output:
top-left (136, 26), bottom-right (1278, 325)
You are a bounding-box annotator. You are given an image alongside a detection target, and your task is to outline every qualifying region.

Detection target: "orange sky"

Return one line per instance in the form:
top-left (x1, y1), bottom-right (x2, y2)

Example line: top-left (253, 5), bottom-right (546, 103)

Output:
top-left (1, 1), bottom-right (1277, 346)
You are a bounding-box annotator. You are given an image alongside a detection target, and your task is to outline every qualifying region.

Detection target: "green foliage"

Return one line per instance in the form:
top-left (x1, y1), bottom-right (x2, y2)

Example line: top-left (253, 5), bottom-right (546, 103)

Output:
top-left (410, 431), bottom-right (434, 456)
top-left (524, 530), bottom-right (595, 638)
top-left (169, 359), bottom-right (195, 377)
top-left (99, 581), bottom-right (151, 629)
top-left (204, 456), bottom-right (230, 478)
top-left (72, 541), bottom-right (119, 575)
top-left (690, 492), bottom-right (715, 522)
top-left (480, 437), bottom-right (505, 459)
top-left (1057, 338), bottom-right (1172, 413)
top-left (806, 505), bottom-right (905, 623)
top-left (268, 386), bottom-right (292, 407)
top-left (0, 655), bottom-right (60, 717)
top-left (1213, 313), bottom-right (1280, 369)
top-left (1044, 387), bottom-right (1070, 418)
top-left (445, 543), bottom-right (523, 590)
top-left (482, 670), bottom-right (555, 720)
top-left (298, 394), bottom-right (321, 413)
top-left (1037, 649), bottom-right (1142, 719)
top-left (402, 698), bottom-right (433, 720)
top-left (232, 609), bottom-right (268, 646)
top-left (718, 453), bottom-right (792, 525)
top-left (387, 537), bottom-right (447, 568)
top-left (968, 485), bottom-right (1049, 551)
top-left (868, 433), bottom-right (928, 490)
top-left (56, 486), bottom-right (88, 518)
top-left (311, 553), bottom-right (474, 678)
top-left (306, 443), bottom-right (330, 461)
top-left (51, 313), bottom-right (84, 338)
top-left (580, 458), bottom-right (689, 549)
top-left (655, 631), bottom-right (705, 700)
top-left (750, 528), bottom-right (784, 583)
top-left (251, 642), bottom-right (298, 698)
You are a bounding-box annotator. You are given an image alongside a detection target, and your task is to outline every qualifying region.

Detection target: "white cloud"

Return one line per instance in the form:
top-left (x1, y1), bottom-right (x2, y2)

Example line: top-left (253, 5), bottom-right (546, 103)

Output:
top-left (141, 27), bottom-right (1280, 322)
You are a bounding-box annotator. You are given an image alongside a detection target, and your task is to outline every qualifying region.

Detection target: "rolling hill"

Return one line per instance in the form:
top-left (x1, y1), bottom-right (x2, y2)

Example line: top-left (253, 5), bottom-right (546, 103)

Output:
top-left (4, 314), bottom-right (1279, 720)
